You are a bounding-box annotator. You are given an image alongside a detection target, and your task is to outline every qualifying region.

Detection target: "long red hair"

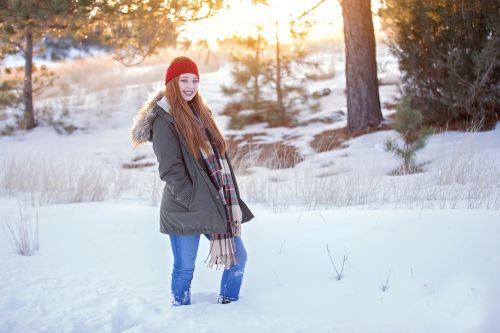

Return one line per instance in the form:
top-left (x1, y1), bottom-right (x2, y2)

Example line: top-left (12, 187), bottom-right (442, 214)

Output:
top-left (164, 56), bottom-right (227, 160)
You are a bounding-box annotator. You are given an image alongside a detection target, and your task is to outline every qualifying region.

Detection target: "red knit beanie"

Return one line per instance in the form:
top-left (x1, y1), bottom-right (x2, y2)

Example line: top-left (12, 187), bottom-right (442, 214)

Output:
top-left (165, 58), bottom-right (199, 84)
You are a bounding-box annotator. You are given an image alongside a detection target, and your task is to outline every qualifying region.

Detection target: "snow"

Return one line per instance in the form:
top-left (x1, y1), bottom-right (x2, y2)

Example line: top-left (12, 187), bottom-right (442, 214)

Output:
top-left (1, 44), bottom-right (499, 332)
top-left (1, 199), bottom-right (499, 333)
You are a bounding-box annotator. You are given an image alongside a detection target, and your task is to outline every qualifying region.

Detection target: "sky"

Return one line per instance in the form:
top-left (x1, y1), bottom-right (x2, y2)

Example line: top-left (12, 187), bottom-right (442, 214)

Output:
top-left (179, 0), bottom-right (382, 48)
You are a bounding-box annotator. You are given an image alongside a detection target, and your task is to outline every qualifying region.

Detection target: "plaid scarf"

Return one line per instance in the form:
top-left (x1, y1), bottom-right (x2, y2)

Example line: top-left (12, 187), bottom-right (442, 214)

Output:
top-left (190, 105), bottom-right (243, 269)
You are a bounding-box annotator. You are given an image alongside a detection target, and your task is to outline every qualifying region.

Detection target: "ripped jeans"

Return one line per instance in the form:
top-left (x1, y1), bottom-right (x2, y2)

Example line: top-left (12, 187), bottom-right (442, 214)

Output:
top-left (168, 234), bottom-right (247, 305)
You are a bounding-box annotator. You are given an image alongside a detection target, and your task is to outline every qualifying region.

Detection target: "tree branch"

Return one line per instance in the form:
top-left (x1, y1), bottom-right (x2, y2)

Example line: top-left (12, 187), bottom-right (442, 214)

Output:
top-left (1, 36), bottom-right (26, 57)
top-left (295, 0), bottom-right (327, 21)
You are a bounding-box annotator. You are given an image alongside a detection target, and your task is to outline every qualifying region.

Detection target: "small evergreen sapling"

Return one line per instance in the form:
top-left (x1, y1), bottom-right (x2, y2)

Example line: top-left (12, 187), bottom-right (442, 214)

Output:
top-left (220, 18), bottom-right (323, 129)
top-left (385, 96), bottom-right (433, 175)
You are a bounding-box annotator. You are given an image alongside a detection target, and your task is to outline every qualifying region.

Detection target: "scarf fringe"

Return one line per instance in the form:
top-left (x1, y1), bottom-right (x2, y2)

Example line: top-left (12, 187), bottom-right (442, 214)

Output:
top-left (231, 206), bottom-right (243, 236)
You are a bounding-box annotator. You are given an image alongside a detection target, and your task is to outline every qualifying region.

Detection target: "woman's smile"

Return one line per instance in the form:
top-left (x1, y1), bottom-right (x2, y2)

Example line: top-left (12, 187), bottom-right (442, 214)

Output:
top-left (179, 73), bottom-right (199, 101)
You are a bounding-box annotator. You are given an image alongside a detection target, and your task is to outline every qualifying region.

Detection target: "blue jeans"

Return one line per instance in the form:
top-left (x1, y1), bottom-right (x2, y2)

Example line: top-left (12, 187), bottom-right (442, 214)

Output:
top-left (169, 234), bottom-right (247, 305)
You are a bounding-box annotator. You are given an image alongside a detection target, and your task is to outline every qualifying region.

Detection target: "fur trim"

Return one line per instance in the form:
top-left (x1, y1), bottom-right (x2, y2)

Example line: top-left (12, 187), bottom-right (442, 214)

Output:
top-left (130, 88), bottom-right (167, 148)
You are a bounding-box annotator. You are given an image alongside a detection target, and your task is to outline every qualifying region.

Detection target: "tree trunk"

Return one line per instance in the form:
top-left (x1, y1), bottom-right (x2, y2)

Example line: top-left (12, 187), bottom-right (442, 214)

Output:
top-left (23, 26), bottom-right (36, 129)
top-left (341, 0), bottom-right (382, 132)
top-left (275, 20), bottom-right (285, 118)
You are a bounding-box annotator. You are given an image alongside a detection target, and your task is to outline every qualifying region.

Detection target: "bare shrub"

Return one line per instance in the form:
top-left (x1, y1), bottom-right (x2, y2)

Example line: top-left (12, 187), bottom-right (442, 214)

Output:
top-left (326, 243), bottom-right (347, 281)
top-left (3, 201), bottom-right (39, 256)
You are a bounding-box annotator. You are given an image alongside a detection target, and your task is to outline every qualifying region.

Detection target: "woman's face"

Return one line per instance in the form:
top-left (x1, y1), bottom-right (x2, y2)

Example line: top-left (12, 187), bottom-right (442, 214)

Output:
top-left (178, 73), bottom-right (199, 101)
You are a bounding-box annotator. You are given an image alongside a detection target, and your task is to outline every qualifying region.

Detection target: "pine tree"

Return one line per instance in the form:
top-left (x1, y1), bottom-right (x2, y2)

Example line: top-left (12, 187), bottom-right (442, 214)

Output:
top-left (221, 20), bottom-right (322, 128)
top-left (385, 96), bottom-right (433, 175)
top-left (262, 19), bottom-right (321, 127)
top-left (74, 0), bottom-right (226, 66)
top-left (0, 0), bottom-right (89, 128)
top-left (0, 0), bottom-right (225, 130)
top-left (380, 0), bottom-right (500, 129)
top-left (220, 26), bottom-right (270, 113)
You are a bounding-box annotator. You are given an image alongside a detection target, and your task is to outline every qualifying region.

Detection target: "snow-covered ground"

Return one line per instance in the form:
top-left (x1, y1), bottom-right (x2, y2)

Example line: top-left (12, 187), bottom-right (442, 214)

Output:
top-left (1, 45), bottom-right (499, 332)
top-left (1, 199), bottom-right (499, 333)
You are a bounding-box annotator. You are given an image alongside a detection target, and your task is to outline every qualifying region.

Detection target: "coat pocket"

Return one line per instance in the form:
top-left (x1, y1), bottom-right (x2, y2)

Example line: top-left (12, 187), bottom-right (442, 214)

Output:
top-left (163, 186), bottom-right (191, 211)
top-left (173, 195), bottom-right (189, 210)
top-left (175, 177), bottom-right (196, 210)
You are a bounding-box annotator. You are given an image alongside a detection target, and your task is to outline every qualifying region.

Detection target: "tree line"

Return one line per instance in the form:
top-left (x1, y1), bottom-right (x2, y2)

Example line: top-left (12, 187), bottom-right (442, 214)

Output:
top-left (0, 0), bottom-right (224, 129)
top-left (1, 0), bottom-right (498, 134)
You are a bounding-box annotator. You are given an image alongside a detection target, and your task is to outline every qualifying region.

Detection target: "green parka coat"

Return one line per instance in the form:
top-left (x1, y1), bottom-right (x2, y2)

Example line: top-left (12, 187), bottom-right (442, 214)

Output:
top-left (130, 90), bottom-right (254, 235)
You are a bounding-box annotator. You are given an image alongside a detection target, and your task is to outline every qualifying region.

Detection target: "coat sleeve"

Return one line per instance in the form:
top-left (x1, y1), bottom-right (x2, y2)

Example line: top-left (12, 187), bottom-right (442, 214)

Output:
top-left (152, 116), bottom-right (193, 207)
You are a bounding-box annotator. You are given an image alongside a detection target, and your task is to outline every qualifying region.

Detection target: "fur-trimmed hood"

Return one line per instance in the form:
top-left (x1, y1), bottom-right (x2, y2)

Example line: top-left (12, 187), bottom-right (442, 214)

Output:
top-left (130, 88), bottom-right (171, 148)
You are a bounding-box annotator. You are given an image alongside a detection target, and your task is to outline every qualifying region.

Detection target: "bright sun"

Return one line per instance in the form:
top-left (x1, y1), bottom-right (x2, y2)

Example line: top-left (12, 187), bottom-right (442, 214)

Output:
top-left (179, 0), bottom-right (377, 49)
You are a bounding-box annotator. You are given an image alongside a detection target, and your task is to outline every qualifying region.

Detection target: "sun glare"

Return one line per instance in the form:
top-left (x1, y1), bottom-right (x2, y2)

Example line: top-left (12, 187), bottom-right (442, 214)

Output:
top-left (179, 0), bottom-right (354, 49)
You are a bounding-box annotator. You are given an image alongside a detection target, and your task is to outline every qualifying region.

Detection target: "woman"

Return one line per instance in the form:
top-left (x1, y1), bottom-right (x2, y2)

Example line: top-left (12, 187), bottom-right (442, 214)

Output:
top-left (130, 56), bottom-right (254, 306)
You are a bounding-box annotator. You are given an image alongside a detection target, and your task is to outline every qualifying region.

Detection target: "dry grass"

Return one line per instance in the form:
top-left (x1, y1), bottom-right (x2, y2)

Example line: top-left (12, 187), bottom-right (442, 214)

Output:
top-left (388, 163), bottom-right (427, 176)
top-left (3, 200), bottom-right (39, 256)
top-left (233, 143), bottom-right (500, 211)
top-left (310, 128), bottom-right (348, 153)
top-left (430, 113), bottom-right (500, 133)
top-left (298, 116), bottom-right (339, 126)
top-left (378, 78), bottom-right (401, 86)
top-left (122, 154), bottom-right (157, 169)
top-left (256, 143), bottom-right (303, 169)
top-left (382, 101), bottom-right (399, 111)
top-left (36, 56), bottom-right (152, 98)
top-left (10, 48), bottom-right (225, 100)
top-left (311, 124), bottom-right (392, 153)
top-left (0, 153), bottom-right (133, 205)
top-left (122, 162), bottom-right (156, 169)
top-left (227, 133), bottom-right (303, 171)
